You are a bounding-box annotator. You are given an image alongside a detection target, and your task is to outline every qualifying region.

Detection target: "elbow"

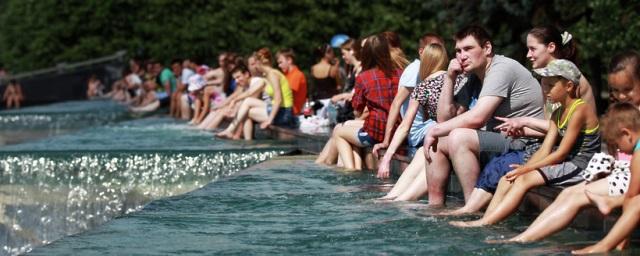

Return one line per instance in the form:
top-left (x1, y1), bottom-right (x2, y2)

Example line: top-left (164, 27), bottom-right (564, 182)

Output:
top-left (467, 116), bottom-right (487, 128)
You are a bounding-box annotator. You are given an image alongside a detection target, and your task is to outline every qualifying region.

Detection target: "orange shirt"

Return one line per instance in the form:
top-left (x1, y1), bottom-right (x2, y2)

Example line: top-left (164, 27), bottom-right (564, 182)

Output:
top-left (285, 65), bottom-right (307, 115)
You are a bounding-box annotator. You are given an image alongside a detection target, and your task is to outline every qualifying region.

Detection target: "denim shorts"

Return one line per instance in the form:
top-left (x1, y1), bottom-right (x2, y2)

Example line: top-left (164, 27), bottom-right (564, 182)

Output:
top-left (267, 105), bottom-right (296, 128)
top-left (357, 128), bottom-right (377, 147)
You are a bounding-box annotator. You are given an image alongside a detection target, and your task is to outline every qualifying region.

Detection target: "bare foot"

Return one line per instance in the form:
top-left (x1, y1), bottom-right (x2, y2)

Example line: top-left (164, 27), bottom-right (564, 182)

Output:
top-left (485, 238), bottom-right (518, 244)
top-left (571, 244), bottom-right (610, 255)
top-left (378, 194), bottom-right (397, 200)
top-left (433, 208), bottom-right (475, 216)
top-left (449, 219), bottom-right (487, 228)
top-left (215, 130), bottom-right (234, 139)
top-left (585, 190), bottom-right (613, 215)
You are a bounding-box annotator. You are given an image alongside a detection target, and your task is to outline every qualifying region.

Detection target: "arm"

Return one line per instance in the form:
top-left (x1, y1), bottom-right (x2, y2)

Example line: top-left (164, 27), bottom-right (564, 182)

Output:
top-left (379, 87), bottom-right (412, 149)
top-left (437, 59), bottom-right (463, 122)
top-left (195, 87), bottom-right (214, 123)
top-left (204, 68), bottom-right (224, 85)
top-left (330, 92), bottom-right (354, 104)
top-left (261, 72), bottom-right (282, 129)
top-left (351, 77), bottom-right (366, 117)
top-left (423, 95), bottom-right (502, 161)
top-left (213, 86), bottom-right (245, 110)
top-left (494, 116), bottom-right (549, 138)
top-left (375, 99), bottom-right (420, 178)
top-left (625, 150), bottom-right (640, 199)
top-left (430, 95), bottom-right (503, 137)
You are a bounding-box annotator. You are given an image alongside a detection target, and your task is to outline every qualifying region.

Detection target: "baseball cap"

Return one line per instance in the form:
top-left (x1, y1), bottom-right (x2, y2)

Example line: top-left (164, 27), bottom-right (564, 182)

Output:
top-left (533, 59), bottom-right (581, 84)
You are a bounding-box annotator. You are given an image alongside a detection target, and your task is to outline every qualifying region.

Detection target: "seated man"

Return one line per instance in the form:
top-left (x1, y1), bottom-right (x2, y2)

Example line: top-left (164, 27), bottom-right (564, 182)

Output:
top-left (422, 25), bottom-right (544, 205)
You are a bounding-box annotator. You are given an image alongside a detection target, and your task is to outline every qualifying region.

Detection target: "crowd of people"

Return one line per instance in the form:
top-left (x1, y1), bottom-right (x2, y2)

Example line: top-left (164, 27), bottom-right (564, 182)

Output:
top-left (85, 23), bottom-right (640, 254)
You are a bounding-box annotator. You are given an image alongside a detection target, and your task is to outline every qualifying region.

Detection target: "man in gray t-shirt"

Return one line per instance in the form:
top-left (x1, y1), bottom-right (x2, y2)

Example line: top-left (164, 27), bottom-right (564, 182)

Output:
top-left (422, 25), bottom-right (544, 205)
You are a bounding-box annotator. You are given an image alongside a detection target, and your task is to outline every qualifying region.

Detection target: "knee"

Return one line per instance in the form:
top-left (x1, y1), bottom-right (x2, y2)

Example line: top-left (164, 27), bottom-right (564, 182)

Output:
top-left (447, 129), bottom-right (476, 152)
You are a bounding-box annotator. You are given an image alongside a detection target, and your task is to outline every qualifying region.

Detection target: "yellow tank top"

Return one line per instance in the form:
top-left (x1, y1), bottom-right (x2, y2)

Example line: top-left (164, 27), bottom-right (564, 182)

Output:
top-left (265, 71), bottom-right (293, 108)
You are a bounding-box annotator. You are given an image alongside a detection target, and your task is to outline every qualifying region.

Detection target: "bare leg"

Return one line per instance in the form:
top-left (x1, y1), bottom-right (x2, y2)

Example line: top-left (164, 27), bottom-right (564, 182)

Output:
top-left (394, 168), bottom-right (428, 201)
top-left (447, 128), bottom-right (481, 201)
top-left (572, 195), bottom-right (640, 254)
top-left (352, 148), bottom-right (363, 170)
top-left (217, 98), bottom-right (264, 137)
top-left (242, 119), bottom-right (253, 140)
top-left (180, 94), bottom-right (191, 120)
top-left (506, 181), bottom-right (607, 242)
top-left (585, 190), bottom-right (624, 216)
top-left (450, 171), bottom-right (545, 227)
top-left (316, 138), bottom-right (338, 165)
top-left (484, 176), bottom-right (515, 215)
top-left (197, 110), bottom-right (218, 130)
top-left (426, 137), bottom-right (451, 206)
top-left (382, 148), bottom-right (427, 200)
top-left (333, 124), bottom-right (365, 170)
top-left (439, 188), bottom-right (493, 216)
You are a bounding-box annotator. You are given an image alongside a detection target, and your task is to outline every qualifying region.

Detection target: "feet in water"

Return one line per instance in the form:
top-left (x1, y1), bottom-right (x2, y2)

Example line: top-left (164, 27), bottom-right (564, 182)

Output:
top-left (433, 207), bottom-right (477, 216)
top-left (215, 130), bottom-right (235, 140)
top-left (449, 219), bottom-right (487, 228)
top-left (585, 190), bottom-right (613, 215)
top-left (571, 244), bottom-right (610, 255)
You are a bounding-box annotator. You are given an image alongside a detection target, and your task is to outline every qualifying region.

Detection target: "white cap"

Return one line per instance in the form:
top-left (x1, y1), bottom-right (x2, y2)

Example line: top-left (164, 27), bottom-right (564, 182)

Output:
top-left (187, 74), bottom-right (206, 92)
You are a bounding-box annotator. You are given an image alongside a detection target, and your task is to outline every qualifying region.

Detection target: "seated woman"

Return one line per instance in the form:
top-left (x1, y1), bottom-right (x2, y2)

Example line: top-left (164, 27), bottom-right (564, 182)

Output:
top-left (315, 39), bottom-right (364, 166)
top-left (129, 78), bottom-right (160, 113)
top-left (331, 33), bottom-right (401, 170)
top-left (372, 43), bottom-right (448, 198)
top-left (450, 59), bottom-right (600, 228)
top-left (3, 79), bottom-right (24, 109)
top-left (216, 48), bottom-right (295, 140)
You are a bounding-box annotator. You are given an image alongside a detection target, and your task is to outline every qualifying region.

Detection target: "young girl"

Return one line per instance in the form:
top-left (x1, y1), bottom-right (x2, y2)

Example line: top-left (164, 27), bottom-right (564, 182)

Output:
top-left (440, 26), bottom-right (597, 215)
top-left (450, 59), bottom-right (600, 227)
top-left (573, 103), bottom-right (640, 254)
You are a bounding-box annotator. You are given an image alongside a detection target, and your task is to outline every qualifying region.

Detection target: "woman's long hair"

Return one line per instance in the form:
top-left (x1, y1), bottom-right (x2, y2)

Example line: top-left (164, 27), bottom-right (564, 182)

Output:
top-left (360, 34), bottom-right (394, 77)
top-left (418, 43), bottom-right (449, 81)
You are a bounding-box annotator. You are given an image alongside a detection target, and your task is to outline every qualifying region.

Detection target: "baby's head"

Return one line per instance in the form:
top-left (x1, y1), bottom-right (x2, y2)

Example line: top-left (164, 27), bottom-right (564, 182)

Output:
top-left (601, 102), bottom-right (640, 154)
top-left (608, 50), bottom-right (640, 107)
top-left (144, 79), bottom-right (157, 91)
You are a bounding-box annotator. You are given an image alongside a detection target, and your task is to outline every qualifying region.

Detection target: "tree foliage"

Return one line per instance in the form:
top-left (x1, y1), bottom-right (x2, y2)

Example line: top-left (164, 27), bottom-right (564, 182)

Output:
top-left (0, 0), bottom-right (638, 101)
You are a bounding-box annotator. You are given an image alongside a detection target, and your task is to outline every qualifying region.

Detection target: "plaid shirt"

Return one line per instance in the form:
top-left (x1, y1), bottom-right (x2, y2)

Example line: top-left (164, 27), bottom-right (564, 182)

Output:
top-left (351, 68), bottom-right (401, 143)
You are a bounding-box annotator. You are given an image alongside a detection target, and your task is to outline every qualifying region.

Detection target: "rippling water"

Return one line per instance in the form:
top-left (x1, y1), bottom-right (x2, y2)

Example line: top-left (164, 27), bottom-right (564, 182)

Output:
top-left (0, 100), bottom-right (130, 145)
top-left (32, 156), bottom-right (628, 256)
top-left (0, 116), bottom-right (295, 255)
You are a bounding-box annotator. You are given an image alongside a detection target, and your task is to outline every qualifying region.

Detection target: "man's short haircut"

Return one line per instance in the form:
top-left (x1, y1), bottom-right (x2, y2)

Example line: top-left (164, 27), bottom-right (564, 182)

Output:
top-left (231, 64), bottom-right (250, 75)
top-left (454, 25), bottom-right (492, 47)
top-left (419, 33), bottom-right (444, 48)
top-left (609, 50), bottom-right (640, 81)
top-left (171, 58), bottom-right (182, 65)
top-left (276, 48), bottom-right (296, 62)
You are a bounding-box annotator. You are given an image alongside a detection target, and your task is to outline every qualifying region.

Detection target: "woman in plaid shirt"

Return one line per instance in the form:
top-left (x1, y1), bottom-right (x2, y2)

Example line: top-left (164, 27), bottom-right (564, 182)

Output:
top-left (331, 33), bottom-right (402, 170)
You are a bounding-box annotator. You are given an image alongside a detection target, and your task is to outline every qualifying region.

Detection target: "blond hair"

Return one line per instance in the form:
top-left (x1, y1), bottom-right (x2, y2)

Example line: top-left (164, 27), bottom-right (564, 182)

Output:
top-left (418, 43), bottom-right (449, 81)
